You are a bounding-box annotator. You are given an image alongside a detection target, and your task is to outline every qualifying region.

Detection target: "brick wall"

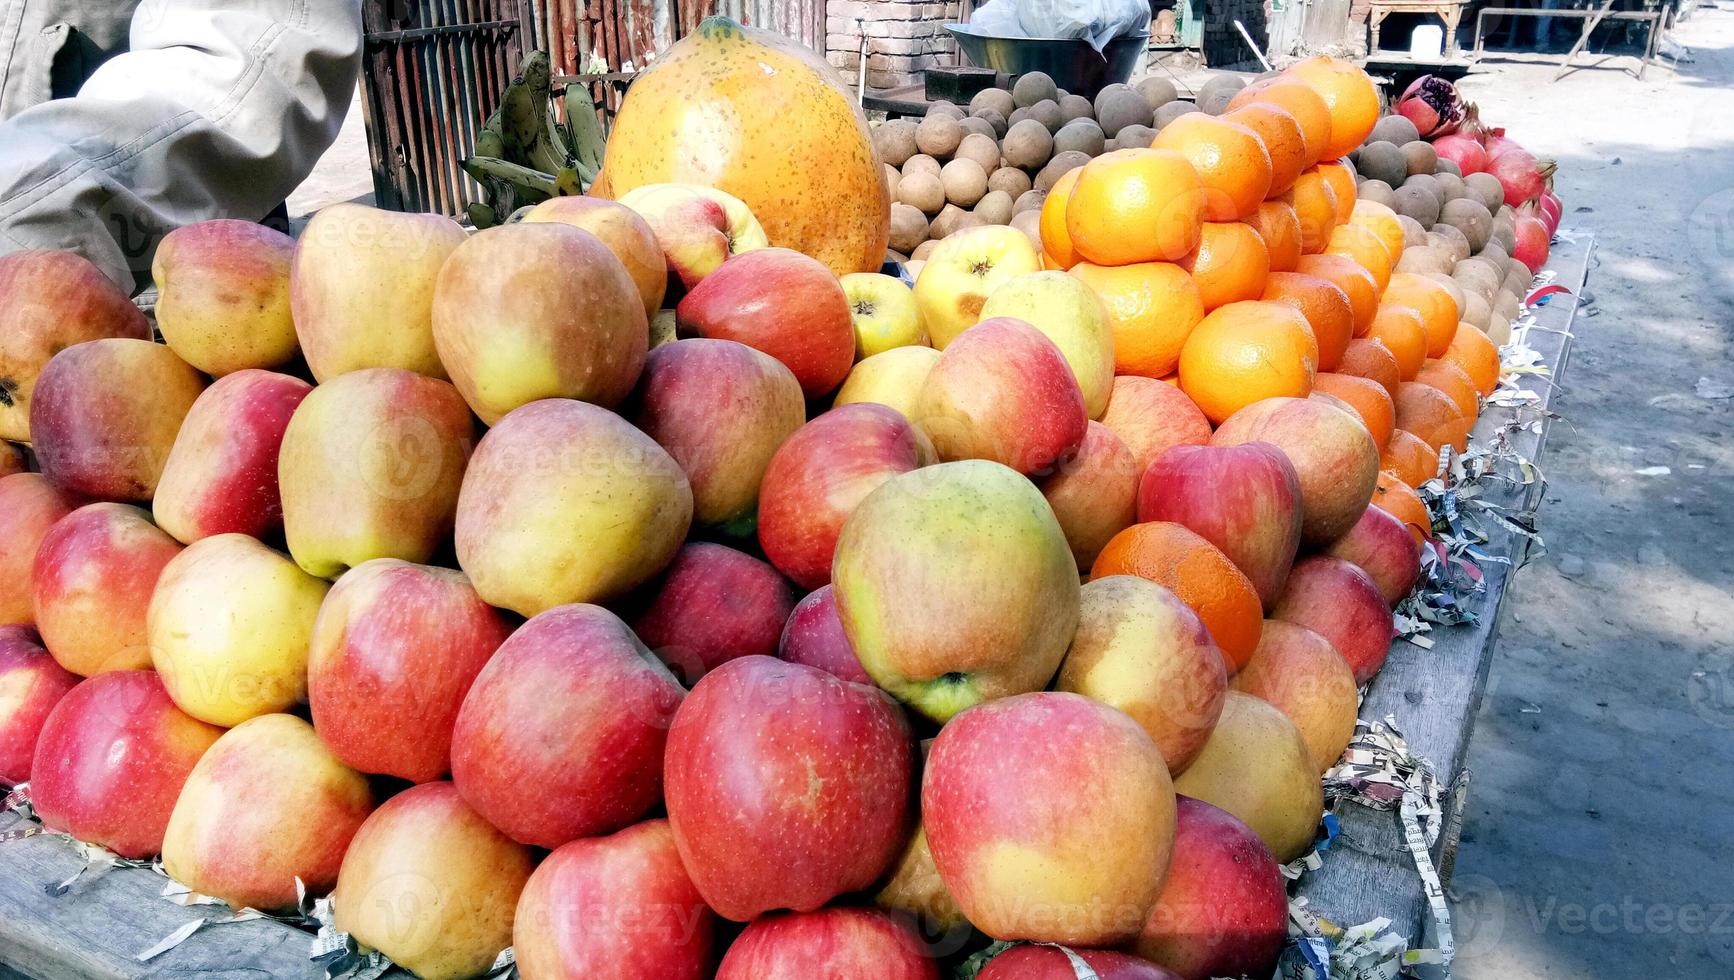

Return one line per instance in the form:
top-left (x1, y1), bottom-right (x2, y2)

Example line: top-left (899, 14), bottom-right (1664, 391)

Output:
top-left (1203, 0), bottom-right (1269, 69)
top-left (825, 0), bottom-right (965, 88)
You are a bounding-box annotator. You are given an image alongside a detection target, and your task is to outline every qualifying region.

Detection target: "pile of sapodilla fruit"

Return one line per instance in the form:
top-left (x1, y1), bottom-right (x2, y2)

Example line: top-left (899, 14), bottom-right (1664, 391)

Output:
top-left (1349, 113), bottom-right (1531, 344)
top-left (877, 70), bottom-right (1256, 262)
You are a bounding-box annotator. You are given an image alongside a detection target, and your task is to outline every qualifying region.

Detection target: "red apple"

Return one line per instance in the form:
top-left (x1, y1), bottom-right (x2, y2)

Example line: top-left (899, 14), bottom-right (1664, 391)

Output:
top-left (924, 692), bottom-right (1175, 946)
top-left (1098, 376), bottom-right (1212, 475)
top-left (1232, 620), bottom-right (1358, 773)
top-left (1323, 504), bottom-right (1424, 606)
top-left (0, 249), bottom-right (151, 443)
top-left (630, 543), bottom-right (795, 685)
top-left (32, 503), bottom-right (182, 675)
top-left (979, 945), bottom-right (1180, 979)
top-left (0, 473), bottom-right (80, 625)
top-left (757, 403), bottom-right (936, 589)
top-left (716, 908), bottom-right (939, 980)
top-left (1129, 797), bottom-right (1287, 980)
top-left (915, 317), bottom-right (1087, 477)
top-left (29, 339), bottom-right (205, 501)
top-left (307, 559), bottom-right (513, 782)
top-left (664, 655), bottom-right (914, 921)
top-left (333, 781), bottom-right (532, 980)
top-left (451, 604), bottom-right (686, 848)
top-left (278, 367), bottom-right (474, 578)
top-left (432, 223), bottom-right (648, 424)
top-left (1042, 420), bottom-right (1139, 570)
top-left (514, 819), bottom-right (717, 980)
top-left (1136, 442), bottom-right (1303, 607)
top-left (676, 248), bottom-right (855, 397)
top-left (151, 369), bottom-right (312, 544)
top-left (630, 338), bottom-right (806, 533)
top-left (777, 585), bottom-right (870, 684)
top-left (29, 670), bottom-right (223, 858)
top-left (161, 713), bottom-right (374, 911)
top-left (1210, 396), bottom-right (1380, 546)
top-left (0, 626), bottom-right (79, 786)
top-left (1270, 556), bottom-right (1393, 684)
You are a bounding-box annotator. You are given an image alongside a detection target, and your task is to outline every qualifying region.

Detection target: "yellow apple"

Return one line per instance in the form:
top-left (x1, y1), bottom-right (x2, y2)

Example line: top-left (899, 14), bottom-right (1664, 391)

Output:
top-left (913, 225), bottom-right (1041, 347)
top-left (833, 346), bottom-right (941, 422)
top-left (840, 273), bottom-right (927, 358)
top-left (979, 270), bottom-right (1116, 418)
top-left (147, 534), bottom-right (331, 727)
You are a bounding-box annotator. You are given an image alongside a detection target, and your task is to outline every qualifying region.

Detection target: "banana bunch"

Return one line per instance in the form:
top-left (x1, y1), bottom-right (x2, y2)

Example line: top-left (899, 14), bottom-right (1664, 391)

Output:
top-left (463, 51), bottom-right (607, 228)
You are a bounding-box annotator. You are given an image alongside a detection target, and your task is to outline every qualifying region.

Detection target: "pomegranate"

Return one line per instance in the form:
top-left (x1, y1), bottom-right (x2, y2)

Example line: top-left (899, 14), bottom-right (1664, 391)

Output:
top-left (1395, 75), bottom-right (1467, 138)
top-left (1432, 133), bottom-right (1488, 175)
top-left (1537, 189), bottom-right (1563, 235)
top-left (1487, 145), bottom-right (1556, 207)
top-left (1513, 205), bottom-right (1551, 273)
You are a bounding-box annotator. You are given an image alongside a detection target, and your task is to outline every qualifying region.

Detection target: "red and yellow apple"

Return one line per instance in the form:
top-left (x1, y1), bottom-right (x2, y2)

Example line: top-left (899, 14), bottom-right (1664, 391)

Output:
top-left (715, 908), bottom-right (939, 980)
top-left (432, 223), bottom-right (648, 424)
top-left (832, 460), bottom-right (1079, 722)
top-left (147, 534), bottom-right (330, 726)
top-left (979, 271), bottom-right (1116, 418)
top-left (0, 626), bottom-right (79, 786)
top-left (455, 398), bottom-right (692, 616)
top-left (924, 692), bottom-right (1175, 946)
top-left (450, 603), bottom-right (686, 848)
top-left (916, 317), bottom-right (1087, 477)
top-left (1136, 442), bottom-right (1303, 607)
top-left (307, 559), bottom-right (512, 782)
top-left (913, 226), bottom-right (1042, 346)
top-left (29, 670), bottom-right (223, 858)
top-left (1171, 691), bottom-right (1323, 863)
top-left (32, 503), bottom-right (182, 675)
top-left (0, 249), bottom-right (150, 442)
top-left (617, 182), bottom-right (769, 291)
top-left (150, 369), bottom-right (312, 544)
top-left (664, 655), bottom-right (913, 921)
top-left (676, 247), bottom-right (855, 397)
top-left (1210, 396), bottom-right (1380, 546)
top-left (162, 713), bottom-right (374, 910)
top-left (278, 367), bottom-right (473, 578)
top-left (1099, 376), bottom-right (1212, 475)
top-left (152, 219), bottom-right (298, 375)
top-left (1269, 555), bottom-right (1394, 684)
top-left (290, 203), bottom-right (467, 382)
top-left (629, 543), bottom-right (794, 684)
top-left (523, 196), bottom-right (668, 316)
top-left (0, 474), bottom-right (80, 624)
top-left (630, 338), bottom-right (806, 533)
top-left (1042, 420), bottom-right (1138, 570)
top-left (333, 781), bottom-right (533, 980)
top-left (1232, 620), bottom-right (1358, 773)
top-left (29, 339), bottom-right (205, 501)
top-left (1056, 575), bottom-right (1227, 775)
top-left (757, 403), bottom-right (935, 589)
top-left (874, 826), bottom-right (970, 938)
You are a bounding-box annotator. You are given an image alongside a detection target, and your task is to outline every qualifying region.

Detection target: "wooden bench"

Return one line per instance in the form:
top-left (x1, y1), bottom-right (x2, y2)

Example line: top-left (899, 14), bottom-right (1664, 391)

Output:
top-left (0, 233), bottom-right (1593, 978)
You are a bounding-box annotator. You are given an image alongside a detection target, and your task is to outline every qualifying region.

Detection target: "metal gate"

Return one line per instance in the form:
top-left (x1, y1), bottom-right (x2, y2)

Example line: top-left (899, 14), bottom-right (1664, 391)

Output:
top-left (360, 0), bottom-right (534, 215)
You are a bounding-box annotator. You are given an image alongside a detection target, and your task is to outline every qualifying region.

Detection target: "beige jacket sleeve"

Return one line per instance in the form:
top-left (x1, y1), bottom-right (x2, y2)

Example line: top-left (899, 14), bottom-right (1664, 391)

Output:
top-left (0, 0), bottom-right (363, 291)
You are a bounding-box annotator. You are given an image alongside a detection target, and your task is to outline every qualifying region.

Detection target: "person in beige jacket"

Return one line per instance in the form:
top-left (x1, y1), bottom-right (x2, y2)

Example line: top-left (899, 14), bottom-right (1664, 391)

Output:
top-left (0, 0), bottom-right (363, 291)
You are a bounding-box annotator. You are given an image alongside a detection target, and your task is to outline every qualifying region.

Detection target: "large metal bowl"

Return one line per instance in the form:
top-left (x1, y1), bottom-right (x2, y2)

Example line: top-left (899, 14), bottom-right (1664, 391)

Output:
top-left (945, 26), bottom-right (1150, 98)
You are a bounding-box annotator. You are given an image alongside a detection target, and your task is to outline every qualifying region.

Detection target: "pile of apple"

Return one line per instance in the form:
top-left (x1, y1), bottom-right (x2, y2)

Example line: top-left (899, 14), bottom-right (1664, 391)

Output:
top-left (0, 176), bottom-right (1420, 980)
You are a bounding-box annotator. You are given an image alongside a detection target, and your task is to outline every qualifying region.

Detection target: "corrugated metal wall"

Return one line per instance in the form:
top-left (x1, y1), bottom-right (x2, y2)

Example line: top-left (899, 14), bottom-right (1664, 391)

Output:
top-left (535, 0), bottom-right (824, 78)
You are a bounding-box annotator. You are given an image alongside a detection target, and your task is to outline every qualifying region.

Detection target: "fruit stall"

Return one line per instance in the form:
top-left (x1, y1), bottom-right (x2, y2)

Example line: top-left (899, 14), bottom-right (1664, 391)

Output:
top-left (0, 14), bottom-right (1581, 980)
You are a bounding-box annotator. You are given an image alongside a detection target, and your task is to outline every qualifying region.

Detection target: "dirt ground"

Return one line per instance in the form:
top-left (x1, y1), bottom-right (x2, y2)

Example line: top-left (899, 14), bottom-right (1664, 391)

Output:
top-left (1441, 7), bottom-right (1734, 978)
top-left (281, 13), bottom-right (1734, 975)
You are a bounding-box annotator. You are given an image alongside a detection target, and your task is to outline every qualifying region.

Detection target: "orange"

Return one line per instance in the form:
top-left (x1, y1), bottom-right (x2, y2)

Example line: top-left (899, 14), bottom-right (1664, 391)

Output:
top-left (1442, 325), bottom-right (1501, 396)
top-left (1415, 358), bottom-right (1480, 420)
top-left (1382, 429), bottom-right (1438, 487)
top-left (1284, 56), bottom-right (1380, 159)
top-left (1226, 103), bottom-right (1309, 196)
top-left (1180, 222), bottom-right (1270, 310)
top-left (1372, 471), bottom-right (1432, 544)
top-left (1041, 167), bottom-right (1081, 269)
top-left (1348, 201), bottom-right (1405, 266)
top-left (1151, 112), bottom-right (1274, 221)
top-left (1319, 160), bottom-right (1359, 225)
top-left (1091, 521), bottom-right (1265, 672)
top-left (1229, 77), bottom-right (1332, 169)
top-left (1326, 223), bottom-right (1393, 292)
top-left (1284, 170), bottom-right (1340, 254)
top-left (1177, 300), bottom-right (1318, 424)
top-left (1067, 148), bottom-right (1206, 266)
top-left (1367, 303), bottom-right (1428, 379)
top-left (1313, 372), bottom-right (1395, 449)
top-left (1338, 337), bottom-right (1402, 401)
top-left (1071, 261), bottom-right (1205, 378)
top-left (1294, 253), bottom-right (1378, 335)
top-left (1243, 200), bottom-right (1302, 273)
top-left (1261, 271), bottom-right (1353, 370)
top-left (1383, 273), bottom-right (1460, 357)
top-left (1394, 381), bottom-right (1469, 452)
